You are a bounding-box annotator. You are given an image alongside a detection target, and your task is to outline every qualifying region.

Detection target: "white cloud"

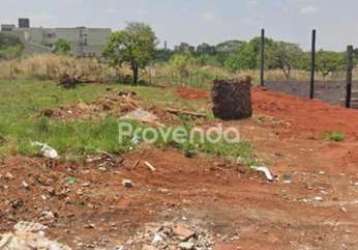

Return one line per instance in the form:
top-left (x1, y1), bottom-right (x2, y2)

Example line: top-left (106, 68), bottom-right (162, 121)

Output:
top-left (300, 5), bottom-right (318, 15)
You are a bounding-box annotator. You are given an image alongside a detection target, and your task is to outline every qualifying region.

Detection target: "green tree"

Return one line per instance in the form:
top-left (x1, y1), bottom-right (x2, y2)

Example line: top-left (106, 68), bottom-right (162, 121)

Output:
top-left (174, 42), bottom-right (195, 54)
top-left (267, 41), bottom-right (304, 79)
top-left (154, 48), bottom-right (173, 62)
top-left (316, 50), bottom-right (345, 80)
top-left (215, 40), bottom-right (244, 53)
top-left (53, 39), bottom-right (71, 55)
top-left (170, 53), bottom-right (196, 79)
top-left (224, 42), bottom-right (257, 72)
top-left (104, 22), bottom-right (158, 84)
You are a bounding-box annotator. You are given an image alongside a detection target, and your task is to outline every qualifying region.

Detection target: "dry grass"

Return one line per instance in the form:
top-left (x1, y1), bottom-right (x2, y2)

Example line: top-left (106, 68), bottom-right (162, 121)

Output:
top-left (145, 63), bottom-right (237, 88)
top-left (0, 54), bottom-right (118, 82)
top-left (0, 54), bottom-right (354, 86)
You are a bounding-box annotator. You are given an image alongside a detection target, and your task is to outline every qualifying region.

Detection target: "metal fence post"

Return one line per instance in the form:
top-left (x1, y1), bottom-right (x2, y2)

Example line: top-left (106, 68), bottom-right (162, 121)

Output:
top-left (310, 29), bottom-right (316, 99)
top-left (260, 29), bottom-right (265, 87)
top-left (346, 45), bottom-right (354, 108)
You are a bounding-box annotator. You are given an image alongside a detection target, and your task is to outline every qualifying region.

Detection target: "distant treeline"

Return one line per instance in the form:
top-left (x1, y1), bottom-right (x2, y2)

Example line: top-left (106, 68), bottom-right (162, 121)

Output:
top-left (155, 38), bottom-right (358, 80)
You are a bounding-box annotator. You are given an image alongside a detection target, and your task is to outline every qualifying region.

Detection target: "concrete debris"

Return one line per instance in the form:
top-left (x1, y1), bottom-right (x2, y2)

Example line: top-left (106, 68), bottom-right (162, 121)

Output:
top-left (40, 211), bottom-right (56, 222)
top-left (14, 221), bottom-right (47, 233)
top-left (31, 142), bottom-right (59, 160)
top-left (252, 166), bottom-right (275, 182)
top-left (173, 224), bottom-right (195, 241)
top-left (122, 221), bottom-right (214, 250)
top-left (0, 231), bottom-right (71, 250)
top-left (121, 108), bottom-right (163, 126)
top-left (0, 221), bottom-right (71, 250)
top-left (5, 172), bottom-right (14, 180)
top-left (179, 241), bottom-right (195, 250)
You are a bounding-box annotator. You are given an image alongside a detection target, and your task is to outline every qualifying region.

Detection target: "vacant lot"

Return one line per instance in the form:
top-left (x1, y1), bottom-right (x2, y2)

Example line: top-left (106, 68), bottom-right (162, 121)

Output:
top-left (0, 80), bottom-right (358, 250)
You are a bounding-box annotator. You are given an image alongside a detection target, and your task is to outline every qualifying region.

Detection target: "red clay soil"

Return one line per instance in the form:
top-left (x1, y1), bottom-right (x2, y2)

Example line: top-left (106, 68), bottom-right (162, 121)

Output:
top-left (178, 85), bottom-right (358, 139)
top-left (176, 86), bottom-right (209, 100)
top-left (252, 87), bottom-right (358, 139)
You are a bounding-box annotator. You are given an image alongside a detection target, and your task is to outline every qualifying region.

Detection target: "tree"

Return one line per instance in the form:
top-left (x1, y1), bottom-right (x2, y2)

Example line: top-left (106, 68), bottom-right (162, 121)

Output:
top-left (316, 50), bottom-right (344, 80)
top-left (224, 42), bottom-right (257, 72)
top-left (170, 53), bottom-right (196, 79)
top-left (174, 42), bottom-right (195, 54)
top-left (154, 48), bottom-right (173, 62)
top-left (104, 22), bottom-right (158, 84)
top-left (267, 41), bottom-right (304, 79)
top-left (215, 40), bottom-right (244, 53)
top-left (53, 39), bottom-right (71, 55)
top-left (196, 43), bottom-right (216, 55)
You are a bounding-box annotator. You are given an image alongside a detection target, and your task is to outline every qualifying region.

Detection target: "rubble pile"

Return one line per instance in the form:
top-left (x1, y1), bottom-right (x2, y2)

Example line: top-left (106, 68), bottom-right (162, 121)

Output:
top-left (0, 221), bottom-right (71, 250)
top-left (124, 221), bottom-right (214, 250)
top-left (42, 91), bottom-right (139, 120)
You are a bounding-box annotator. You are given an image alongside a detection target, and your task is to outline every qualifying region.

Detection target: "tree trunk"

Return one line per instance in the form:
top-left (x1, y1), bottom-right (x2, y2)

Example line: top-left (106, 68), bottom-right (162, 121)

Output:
top-left (131, 63), bottom-right (139, 84)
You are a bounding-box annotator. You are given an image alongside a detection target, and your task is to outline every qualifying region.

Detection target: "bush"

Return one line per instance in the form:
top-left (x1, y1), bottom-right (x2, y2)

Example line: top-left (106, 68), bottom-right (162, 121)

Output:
top-left (53, 39), bottom-right (71, 55)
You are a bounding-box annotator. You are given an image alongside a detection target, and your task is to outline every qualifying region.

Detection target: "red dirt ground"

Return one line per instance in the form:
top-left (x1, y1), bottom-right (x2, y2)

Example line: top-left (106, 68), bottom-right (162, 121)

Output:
top-left (176, 86), bottom-right (210, 100)
top-left (252, 87), bottom-right (358, 140)
top-left (1, 87), bottom-right (358, 250)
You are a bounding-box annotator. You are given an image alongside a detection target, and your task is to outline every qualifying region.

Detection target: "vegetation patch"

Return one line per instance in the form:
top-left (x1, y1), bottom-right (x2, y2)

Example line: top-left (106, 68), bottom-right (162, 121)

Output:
top-left (324, 131), bottom-right (346, 142)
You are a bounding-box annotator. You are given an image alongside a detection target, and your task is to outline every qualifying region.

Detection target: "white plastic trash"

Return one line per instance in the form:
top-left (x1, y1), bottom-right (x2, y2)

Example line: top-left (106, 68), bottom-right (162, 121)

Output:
top-left (32, 142), bottom-right (59, 160)
top-left (252, 166), bottom-right (275, 182)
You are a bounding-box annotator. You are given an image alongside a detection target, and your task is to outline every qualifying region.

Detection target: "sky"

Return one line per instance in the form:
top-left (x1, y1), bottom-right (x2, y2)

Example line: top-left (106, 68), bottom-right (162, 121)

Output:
top-left (0, 0), bottom-right (357, 51)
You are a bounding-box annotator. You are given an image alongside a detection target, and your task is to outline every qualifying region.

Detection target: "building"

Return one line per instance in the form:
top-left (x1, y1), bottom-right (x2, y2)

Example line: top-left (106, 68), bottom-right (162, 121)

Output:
top-left (0, 18), bottom-right (112, 57)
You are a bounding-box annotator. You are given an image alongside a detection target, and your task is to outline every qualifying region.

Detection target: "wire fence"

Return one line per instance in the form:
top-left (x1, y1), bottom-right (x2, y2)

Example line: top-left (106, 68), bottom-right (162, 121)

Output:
top-left (260, 29), bottom-right (357, 108)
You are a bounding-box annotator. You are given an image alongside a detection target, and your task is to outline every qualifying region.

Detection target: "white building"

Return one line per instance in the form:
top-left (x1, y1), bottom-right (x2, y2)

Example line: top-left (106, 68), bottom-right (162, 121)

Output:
top-left (1, 18), bottom-right (111, 57)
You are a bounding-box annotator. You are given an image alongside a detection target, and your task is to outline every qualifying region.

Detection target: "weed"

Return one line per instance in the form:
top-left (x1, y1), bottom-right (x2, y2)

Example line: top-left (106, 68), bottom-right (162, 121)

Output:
top-left (325, 131), bottom-right (345, 142)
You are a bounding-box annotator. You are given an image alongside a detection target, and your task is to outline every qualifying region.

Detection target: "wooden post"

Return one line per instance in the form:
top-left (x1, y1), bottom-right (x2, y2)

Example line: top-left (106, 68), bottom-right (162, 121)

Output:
top-left (260, 29), bottom-right (265, 87)
top-left (346, 45), bottom-right (354, 108)
top-left (310, 29), bottom-right (316, 99)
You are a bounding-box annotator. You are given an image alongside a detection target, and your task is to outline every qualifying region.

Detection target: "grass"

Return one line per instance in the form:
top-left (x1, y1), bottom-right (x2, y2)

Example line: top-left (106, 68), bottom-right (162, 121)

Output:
top-left (0, 80), bottom-right (254, 163)
top-left (0, 80), bottom-right (112, 120)
top-left (0, 54), bottom-right (117, 82)
top-left (0, 80), bottom-right (132, 156)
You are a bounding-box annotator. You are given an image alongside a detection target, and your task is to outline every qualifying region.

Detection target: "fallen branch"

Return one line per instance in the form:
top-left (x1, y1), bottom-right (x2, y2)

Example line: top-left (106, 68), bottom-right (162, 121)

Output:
top-left (165, 108), bottom-right (207, 118)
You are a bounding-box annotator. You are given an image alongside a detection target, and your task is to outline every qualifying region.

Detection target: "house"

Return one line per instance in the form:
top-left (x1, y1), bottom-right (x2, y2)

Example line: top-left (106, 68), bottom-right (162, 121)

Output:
top-left (0, 18), bottom-right (111, 57)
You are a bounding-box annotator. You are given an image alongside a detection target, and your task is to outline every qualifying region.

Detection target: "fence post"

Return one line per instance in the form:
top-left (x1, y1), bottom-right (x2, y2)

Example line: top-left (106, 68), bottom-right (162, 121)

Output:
top-left (310, 29), bottom-right (316, 99)
top-left (346, 45), bottom-right (354, 108)
top-left (260, 28), bottom-right (265, 87)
